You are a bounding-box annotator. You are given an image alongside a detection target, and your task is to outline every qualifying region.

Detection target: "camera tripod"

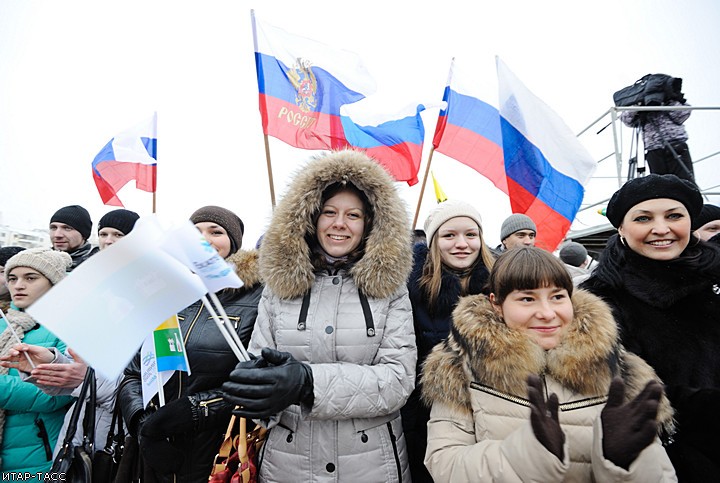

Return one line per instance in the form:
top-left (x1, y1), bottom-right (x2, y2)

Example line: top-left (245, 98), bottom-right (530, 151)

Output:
top-left (626, 126), bottom-right (646, 180)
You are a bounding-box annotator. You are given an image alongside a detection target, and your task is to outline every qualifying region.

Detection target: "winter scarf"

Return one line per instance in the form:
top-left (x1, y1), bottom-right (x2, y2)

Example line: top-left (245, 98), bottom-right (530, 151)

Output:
top-left (590, 234), bottom-right (720, 308)
top-left (0, 309), bottom-right (38, 467)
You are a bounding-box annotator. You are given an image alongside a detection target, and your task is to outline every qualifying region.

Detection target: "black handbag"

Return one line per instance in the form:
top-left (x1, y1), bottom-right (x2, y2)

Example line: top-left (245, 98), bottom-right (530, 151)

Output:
top-left (51, 367), bottom-right (96, 483)
top-left (93, 376), bottom-right (142, 483)
top-left (91, 400), bottom-right (121, 483)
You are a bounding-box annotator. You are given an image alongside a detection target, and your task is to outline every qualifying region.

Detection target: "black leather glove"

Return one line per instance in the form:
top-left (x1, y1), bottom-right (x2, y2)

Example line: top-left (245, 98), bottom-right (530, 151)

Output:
top-left (140, 436), bottom-right (183, 475)
top-left (222, 347), bottom-right (314, 419)
top-left (527, 375), bottom-right (564, 461)
top-left (141, 396), bottom-right (197, 438)
top-left (601, 377), bottom-right (661, 470)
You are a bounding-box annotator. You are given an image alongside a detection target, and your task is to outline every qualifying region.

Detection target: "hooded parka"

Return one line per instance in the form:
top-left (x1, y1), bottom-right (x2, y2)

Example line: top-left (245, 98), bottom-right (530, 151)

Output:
top-left (249, 150), bottom-right (416, 482)
top-left (118, 249), bottom-right (264, 482)
top-left (421, 289), bottom-right (677, 482)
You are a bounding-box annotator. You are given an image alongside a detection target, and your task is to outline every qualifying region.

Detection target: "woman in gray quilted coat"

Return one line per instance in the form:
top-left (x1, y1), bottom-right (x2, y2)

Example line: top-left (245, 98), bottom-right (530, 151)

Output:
top-left (223, 149), bottom-right (417, 482)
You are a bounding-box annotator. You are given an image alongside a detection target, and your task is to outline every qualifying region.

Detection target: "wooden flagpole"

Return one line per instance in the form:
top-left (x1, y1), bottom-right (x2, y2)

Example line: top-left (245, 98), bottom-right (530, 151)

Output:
top-left (152, 191), bottom-right (157, 214)
top-left (412, 146), bottom-right (435, 229)
top-left (263, 134), bottom-right (276, 208)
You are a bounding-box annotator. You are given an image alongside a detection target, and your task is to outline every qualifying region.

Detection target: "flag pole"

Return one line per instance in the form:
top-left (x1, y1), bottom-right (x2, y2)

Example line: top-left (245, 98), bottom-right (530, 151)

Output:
top-left (152, 190), bottom-right (157, 214)
top-left (0, 308), bottom-right (36, 369)
top-left (202, 295), bottom-right (248, 362)
top-left (207, 292), bottom-right (251, 361)
top-left (263, 134), bottom-right (276, 208)
top-left (413, 146), bottom-right (435, 229)
top-left (157, 367), bottom-right (166, 407)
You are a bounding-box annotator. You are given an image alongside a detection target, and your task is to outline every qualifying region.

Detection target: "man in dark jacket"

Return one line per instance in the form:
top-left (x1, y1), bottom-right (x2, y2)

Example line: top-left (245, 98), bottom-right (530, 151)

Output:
top-left (48, 205), bottom-right (97, 270)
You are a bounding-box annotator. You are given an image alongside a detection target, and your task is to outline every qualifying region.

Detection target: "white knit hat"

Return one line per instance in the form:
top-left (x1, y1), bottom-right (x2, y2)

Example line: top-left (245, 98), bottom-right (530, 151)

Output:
top-left (424, 200), bottom-right (483, 244)
top-left (4, 248), bottom-right (72, 286)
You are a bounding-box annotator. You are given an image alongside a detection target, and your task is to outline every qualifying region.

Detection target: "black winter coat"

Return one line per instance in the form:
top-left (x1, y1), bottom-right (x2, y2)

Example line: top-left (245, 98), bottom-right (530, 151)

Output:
top-left (401, 242), bottom-right (489, 483)
top-left (117, 250), bottom-right (263, 483)
top-left (582, 235), bottom-right (720, 482)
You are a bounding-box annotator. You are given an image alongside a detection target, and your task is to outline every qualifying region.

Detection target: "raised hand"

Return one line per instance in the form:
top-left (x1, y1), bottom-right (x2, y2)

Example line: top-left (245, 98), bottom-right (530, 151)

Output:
top-left (527, 374), bottom-right (565, 461)
top-left (601, 377), bottom-right (661, 470)
top-left (0, 343), bottom-right (54, 373)
top-left (30, 347), bottom-right (88, 389)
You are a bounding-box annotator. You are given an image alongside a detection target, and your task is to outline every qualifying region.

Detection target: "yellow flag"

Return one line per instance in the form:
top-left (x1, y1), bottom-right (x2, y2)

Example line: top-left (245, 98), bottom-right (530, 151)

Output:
top-left (432, 172), bottom-right (448, 203)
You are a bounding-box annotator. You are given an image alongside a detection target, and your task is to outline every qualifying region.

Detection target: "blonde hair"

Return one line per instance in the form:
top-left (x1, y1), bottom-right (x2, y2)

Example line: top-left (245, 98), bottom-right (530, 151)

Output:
top-left (419, 224), bottom-right (495, 308)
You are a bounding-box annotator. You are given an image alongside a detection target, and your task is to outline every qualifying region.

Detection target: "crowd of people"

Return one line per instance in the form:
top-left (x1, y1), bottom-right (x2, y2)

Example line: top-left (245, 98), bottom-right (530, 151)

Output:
top-left (0, 149), bottom-right (719, 482)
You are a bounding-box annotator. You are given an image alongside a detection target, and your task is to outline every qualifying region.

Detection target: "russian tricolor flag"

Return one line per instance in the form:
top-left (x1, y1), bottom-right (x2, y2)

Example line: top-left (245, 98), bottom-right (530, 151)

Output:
top-left (251, 11), bottom-right (424, 185)
top-left (432, 59), bottom-right (507, 193)
top-left (92, 112), bottom-right (157, 207)
top-left (496, 57), bottom-right (596, 251)
top-left (341, 104), bottom-right (426, 185)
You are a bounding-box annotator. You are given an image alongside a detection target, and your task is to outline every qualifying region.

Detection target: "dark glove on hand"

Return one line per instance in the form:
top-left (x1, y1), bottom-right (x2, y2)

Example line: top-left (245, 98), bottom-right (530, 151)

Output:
top-left (141, 396), bottom-right (196, 438)
top-left (222, 347), bottom-right (314, 419)
top-left (527, 375), bottom-right (564, 461)
top-left (140, 436), bottom-right (183, 475)
top-left (601, 377), bottom-right (662, 470)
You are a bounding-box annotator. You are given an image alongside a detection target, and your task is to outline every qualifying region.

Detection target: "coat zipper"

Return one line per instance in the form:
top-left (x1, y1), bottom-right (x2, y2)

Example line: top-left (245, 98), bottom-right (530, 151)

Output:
top-left (386, 422), bottom-right (402, 482)
top-left (176, 303), bottom-right (204, 399)
top-left (199, 397), bottom-right (224, 416)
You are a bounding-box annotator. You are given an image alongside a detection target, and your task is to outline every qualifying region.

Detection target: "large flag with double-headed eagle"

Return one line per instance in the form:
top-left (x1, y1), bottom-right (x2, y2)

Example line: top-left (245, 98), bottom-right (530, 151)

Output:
top-left (251, 11), bottom-right (425, 185)
top-left (92, 112), bottom-right (157, 207)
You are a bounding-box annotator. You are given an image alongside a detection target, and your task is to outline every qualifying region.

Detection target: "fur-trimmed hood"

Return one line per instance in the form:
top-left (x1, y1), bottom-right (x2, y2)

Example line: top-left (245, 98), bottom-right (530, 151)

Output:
top-left (259, 150), bottom-right (412, 299)
top-left (421, 289), bottom-right (674, 430)
top-left (226, 249), bottom-right (262, 289)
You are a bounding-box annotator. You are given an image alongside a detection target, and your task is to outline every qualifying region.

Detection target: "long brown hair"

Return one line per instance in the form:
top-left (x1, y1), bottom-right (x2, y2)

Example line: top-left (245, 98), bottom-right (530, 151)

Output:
top-left (488, 246), bottom-right (573, 305)
top-left (419, 222), bottom-right (495, 308)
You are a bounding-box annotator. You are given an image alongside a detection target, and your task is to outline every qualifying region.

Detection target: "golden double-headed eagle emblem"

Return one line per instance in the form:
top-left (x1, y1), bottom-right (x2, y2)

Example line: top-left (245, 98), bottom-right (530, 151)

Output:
top-left (288, 57), bottom-right (318, 113)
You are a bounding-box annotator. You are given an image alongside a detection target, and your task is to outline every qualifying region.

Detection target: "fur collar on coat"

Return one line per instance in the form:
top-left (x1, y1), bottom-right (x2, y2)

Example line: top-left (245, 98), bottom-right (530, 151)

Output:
top-left (421, 289), bottom-right (674, 432)
top-left (259, 150), bottom-right (412, 300)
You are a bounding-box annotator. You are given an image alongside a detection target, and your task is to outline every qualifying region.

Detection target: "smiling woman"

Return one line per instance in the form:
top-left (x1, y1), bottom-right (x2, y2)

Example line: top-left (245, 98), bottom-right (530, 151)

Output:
top-left (582, 174), bottom-right (720, 480)
top-left (401, 199), bottom-right (494, 482)
top-left (221, 149), bottom-right (416, 482)
top-left (421, 246), bottom-right (677, 482)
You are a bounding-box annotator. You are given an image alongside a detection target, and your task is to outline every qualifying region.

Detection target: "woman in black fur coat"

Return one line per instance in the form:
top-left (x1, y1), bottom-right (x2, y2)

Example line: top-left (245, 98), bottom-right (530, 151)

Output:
top-left (401, 200), bottom-right (494, 482)
top-left (582, 174), bottom-right (720, 482)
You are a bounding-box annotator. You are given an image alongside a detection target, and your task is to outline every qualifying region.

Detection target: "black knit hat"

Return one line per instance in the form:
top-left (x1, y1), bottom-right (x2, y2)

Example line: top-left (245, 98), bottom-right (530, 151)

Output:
top-left (190, 206), bottom-right (244, 256)
top-left (606, 174), bottom-right (703, 228)
top-left (50, 205), bottom-right (93, 240)
top-left (99, 209), bottom-right (140, 235)
top-left (693, 204), bottom-right (720, 230)
top-left (0, 246), bottom-right (25, 267)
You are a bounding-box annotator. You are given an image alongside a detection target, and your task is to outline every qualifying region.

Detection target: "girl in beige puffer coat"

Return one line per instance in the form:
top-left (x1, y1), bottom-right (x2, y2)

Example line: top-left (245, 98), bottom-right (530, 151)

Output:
top-left (422, 247), bottom-right (677, 482)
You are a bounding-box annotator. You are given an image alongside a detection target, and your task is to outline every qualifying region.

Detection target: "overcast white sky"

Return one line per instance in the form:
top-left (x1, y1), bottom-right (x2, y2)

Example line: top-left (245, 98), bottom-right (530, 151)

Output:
top-left (1, 0), bottom-right (719, 247)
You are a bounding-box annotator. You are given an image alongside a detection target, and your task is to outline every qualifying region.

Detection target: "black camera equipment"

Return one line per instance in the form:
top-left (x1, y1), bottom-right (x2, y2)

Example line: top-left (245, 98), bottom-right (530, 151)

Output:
top-left (613, 73), bottom-right (684, 107)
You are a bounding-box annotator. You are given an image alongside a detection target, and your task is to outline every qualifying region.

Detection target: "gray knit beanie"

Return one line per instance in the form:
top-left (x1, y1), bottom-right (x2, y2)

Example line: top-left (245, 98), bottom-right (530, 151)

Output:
top-left (50, 205), bottom-right (93, 240)
top-left (559, 242), bottom-right (588, 267)
top-left (4, 247), bottom-right (72, 285)
top-left (190, 206), bottom-right (244, 256)
top-left (500, 214), bottom-right (537, 241)
top-left (424, 200), bottom-right (483, 243)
